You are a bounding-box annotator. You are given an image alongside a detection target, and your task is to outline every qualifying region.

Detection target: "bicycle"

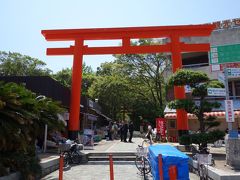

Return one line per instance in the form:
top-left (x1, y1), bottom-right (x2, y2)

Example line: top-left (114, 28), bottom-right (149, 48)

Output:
top-left (190, 145), bottom-right (215, 180)
top-left (191, 145), bottom-right (215, 167)
top-left (59, 141), bottom-right (83, 167)
top-left (198, 163), bottom-right (208, 180)
top-left (135, 140), bottom-right (152, 180)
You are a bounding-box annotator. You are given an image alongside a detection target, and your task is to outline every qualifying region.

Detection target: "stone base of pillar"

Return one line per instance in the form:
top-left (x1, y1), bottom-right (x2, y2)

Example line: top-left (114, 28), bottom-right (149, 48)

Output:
top-left (226, 137), bottom-right (240, 169)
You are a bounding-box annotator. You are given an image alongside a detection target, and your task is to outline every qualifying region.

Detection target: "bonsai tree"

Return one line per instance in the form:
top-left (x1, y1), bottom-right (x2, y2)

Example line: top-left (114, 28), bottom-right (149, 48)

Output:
top-left (168, 69), bottom-right (225, 152)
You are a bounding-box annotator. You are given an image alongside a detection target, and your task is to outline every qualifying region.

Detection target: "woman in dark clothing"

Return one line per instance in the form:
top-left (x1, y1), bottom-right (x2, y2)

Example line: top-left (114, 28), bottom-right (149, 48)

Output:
top-left (119, 121), bottom-right (124, 142)
top-left (123, 121), bottom-right (128, 142)
top-left (108, 121), bottom-right (113, 140)
top-left (128, 121), bottom-right (134, 143)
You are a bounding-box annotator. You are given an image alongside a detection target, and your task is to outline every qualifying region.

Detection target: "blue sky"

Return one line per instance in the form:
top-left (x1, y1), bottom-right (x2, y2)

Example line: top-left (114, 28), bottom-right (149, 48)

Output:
top-left (0, 0), bottom-right (239, 73)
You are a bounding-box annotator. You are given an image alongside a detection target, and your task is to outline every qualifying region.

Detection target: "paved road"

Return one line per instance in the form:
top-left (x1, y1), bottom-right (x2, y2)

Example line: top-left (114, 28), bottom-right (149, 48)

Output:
top-left (82, 137), bottom-right (143, 153)
top-left (42, 137), bottom-right (199, 179)
top-left (42, 161), bottom-right (199, 180)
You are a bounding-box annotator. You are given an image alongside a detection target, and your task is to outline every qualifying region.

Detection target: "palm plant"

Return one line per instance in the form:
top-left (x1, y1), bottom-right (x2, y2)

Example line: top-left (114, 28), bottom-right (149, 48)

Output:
top-left (0, 82), bottom-right (65, 178)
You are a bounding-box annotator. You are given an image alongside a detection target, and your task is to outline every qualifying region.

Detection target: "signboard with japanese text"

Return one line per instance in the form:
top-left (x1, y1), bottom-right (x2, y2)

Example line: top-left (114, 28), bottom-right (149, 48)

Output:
top-left (207, 88), bottom-right (226, 96)
top-left (211, 64), bottom-right (221, 72)
top-left (156, 118), bottom-right (166, 136)
top-left (220, 63), bottom-right (240, 70)
top-left (83, 129), bottom-right (94, 149)
top-left (185, 85), bottom-right (191, 93)
top-left (64, 112), bottom-right (69, 121)
top-left (225, 100), bottom-right (234, 122)
top-left (212, 18), bottom-right (240, 30)
top-left (210, 44), bottom-right (240, 65)
top-left (227, 68), bottom-right (240, 78)
top-left (212, 63), bottom-right (240, 72)
top-left (218, 73), bottom-right (225, 85)
top-left (88, 100), bottom-right (94, 108)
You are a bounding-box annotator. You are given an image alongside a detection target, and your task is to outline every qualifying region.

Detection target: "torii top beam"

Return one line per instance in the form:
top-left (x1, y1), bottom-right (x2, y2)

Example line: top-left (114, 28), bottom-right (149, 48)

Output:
top-left (42, 25), bottom-right (214, 56)
top-left (42, 25), bottom-right (214, 41)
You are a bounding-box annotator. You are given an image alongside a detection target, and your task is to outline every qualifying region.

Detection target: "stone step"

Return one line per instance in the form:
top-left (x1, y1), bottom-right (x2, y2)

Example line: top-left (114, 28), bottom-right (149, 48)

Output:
top-left (87, 152), bottom-right (136, 157)
top-left (88, 155), bottom-right (136, 161)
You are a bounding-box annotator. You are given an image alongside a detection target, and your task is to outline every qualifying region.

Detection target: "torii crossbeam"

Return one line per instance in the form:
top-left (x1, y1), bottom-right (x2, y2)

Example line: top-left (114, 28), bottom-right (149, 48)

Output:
top-left (42, 24), bottom-right (215, 139)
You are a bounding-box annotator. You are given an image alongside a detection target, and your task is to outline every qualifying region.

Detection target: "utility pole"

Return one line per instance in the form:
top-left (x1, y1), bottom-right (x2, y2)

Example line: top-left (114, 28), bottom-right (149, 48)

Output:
top-left (224, 67), bottom-right (240, 169)
top-left (224, 68), bottom-right (232, 131)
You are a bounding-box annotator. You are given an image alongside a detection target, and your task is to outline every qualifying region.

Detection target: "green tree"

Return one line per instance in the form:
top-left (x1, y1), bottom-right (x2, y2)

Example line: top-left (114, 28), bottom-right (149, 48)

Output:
top-left (0, 51), bottom-right (52, 76)
top-left (88, 71), bottom-right (132, 120)
top-left (168, 69), bottom-right (225, 151)
top-left (90, 39), bottom-right (169, 124)
top-left (52, 68), bottom-right (72, 88)
top-left (114, 39), bottom-right (170, 118)
top-left (52, 62), bottom-right (95, 96)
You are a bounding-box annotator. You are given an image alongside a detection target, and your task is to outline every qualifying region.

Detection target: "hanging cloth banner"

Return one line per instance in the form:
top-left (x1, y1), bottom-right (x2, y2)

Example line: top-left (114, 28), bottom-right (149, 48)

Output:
top-left (156, 118), bottom-right (166, 136)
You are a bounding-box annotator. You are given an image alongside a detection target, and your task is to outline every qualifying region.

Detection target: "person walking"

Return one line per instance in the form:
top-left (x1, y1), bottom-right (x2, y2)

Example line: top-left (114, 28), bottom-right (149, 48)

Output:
top-left (119, 121), bottom-right (124, 142)
top-left (112, 121), bottom-right (118, 140)
top-left (128, 121), bottom-right (134, 143)
top-left (123, 121), bottom-right (128, 142)
top-left (145, 125), bottom-right (153, 144)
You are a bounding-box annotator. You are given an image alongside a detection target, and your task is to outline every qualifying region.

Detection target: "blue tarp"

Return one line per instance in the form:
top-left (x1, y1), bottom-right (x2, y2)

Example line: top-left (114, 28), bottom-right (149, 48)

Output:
top-left (148, 145), bottom-right (189, 180)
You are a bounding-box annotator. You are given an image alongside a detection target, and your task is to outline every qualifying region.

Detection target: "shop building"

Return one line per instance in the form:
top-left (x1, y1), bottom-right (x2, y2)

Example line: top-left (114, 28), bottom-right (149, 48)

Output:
top-left (0, 76), bottom-right (111, 134)
top-left (164, 18), bottom-right (240, 141)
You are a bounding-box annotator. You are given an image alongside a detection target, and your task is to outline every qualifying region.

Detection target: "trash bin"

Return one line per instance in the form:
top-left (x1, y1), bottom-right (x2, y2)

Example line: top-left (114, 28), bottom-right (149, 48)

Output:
top-left (148, 145), bottom-right (189, 180)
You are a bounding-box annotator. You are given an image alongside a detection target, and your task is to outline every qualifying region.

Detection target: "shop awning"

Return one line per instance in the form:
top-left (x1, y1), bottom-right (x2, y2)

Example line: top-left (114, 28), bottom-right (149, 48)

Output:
top-left (86, 113), bottom-right (98, 121)
top-left (164, 111), bottom-right (240, 119)
top-left (89, 107), bottom-right (112, 121)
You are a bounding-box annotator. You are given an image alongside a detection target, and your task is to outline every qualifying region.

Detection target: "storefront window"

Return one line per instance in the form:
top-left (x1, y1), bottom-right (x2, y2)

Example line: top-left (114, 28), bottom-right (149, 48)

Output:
top-left (235, 80), bottom-right (240, 96)
top-left (228, 81), bottom-right (233, 97)
top-left (169, 120), bottom-right (176, 129)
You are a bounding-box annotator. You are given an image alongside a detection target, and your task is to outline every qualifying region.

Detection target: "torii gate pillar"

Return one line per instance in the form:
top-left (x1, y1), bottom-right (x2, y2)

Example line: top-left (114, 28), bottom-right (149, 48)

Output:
top-left (68, 40), bottom-right (84, 139)
top-left (42, 24), bottom-right (215, 139)
top-left (171, 34), bottom-right (188, 136)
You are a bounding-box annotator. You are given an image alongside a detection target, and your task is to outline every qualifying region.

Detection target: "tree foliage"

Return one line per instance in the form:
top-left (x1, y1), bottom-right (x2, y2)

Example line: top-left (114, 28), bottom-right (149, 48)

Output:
top-left (168, 69), bottom-right (210, 87)
top-left (52, 68), bottom-right (72, 88)
top-left (89, 39), bottom-right (170, 123)
top-left (179, 130), bottom-right (225, 148)
top-left (52, 62), bottom-right (95, 96)
top-left (0, 51), bottom-right (52, 76)
top-left (113, 39), bottom-right (170, 118)
top-left (89, 68), bottom-right (132, 120)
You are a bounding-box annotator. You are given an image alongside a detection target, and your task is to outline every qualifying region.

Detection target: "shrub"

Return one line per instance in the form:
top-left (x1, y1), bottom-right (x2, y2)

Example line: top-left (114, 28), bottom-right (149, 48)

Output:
top-left (179, 135), bottom-right (191, 145)
top-left (179, 130), bottom-right (225, 153)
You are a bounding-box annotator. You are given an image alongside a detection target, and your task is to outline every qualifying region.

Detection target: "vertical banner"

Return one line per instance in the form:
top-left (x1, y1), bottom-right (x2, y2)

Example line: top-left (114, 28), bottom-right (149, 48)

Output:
top-left (156, 118), bottom-right (166, 136)
top-left (225, 100), bottom-right (234, 122)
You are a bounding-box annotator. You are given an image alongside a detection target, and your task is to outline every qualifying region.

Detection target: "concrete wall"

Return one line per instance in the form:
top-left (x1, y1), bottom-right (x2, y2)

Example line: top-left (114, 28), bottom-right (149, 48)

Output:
top-left (182, 27), bottom-right (240, 46)
top-left (184, 65), bottom-right (218, 79)
top-left (211, 28), bottom-right (240, 46)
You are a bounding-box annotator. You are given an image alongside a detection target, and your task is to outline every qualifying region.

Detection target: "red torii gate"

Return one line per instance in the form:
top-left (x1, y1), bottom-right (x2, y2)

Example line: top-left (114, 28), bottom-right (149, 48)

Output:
top-left (42, 25), bottom-right (214, 138)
